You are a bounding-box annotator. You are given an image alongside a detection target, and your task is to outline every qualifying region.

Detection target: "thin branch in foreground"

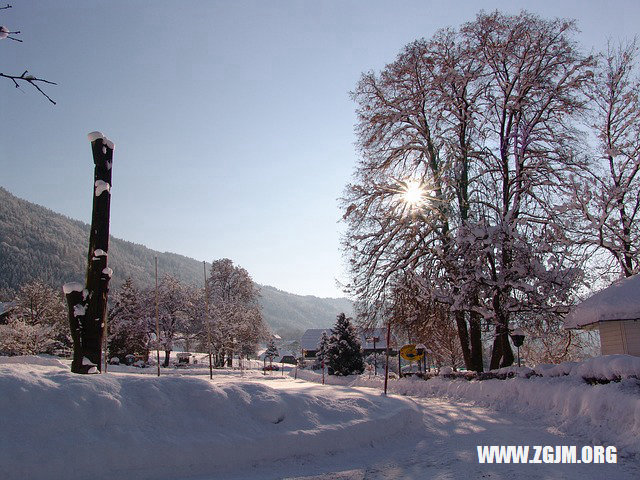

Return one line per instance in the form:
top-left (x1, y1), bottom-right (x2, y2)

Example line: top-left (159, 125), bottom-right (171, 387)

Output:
top-left (0, 70), bottom-right (57, 104)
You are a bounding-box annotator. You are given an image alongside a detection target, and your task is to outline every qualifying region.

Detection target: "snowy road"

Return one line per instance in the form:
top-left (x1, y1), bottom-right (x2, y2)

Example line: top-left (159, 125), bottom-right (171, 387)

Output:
top-left (2, 359), bottom-right (637, 480)
top-left (214, 379), bottom-right (639, 480)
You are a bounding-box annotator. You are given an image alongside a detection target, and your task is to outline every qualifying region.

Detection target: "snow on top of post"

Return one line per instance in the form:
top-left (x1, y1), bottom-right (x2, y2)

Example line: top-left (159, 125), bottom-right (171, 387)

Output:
top-left (63, 282), bottom-right (84, 295)
top-left (87, 131), bottom-right (104, 142)
top-left (95, 180), bottom-right (111, 196)
top-left (564, 274), bottom-right (640, 328)
top-left (87, 131), bottom-right (115, 150)
top-left (93, 249), bottom-right (107, 257)
top-left (102, 267), bottom-right (113, 278)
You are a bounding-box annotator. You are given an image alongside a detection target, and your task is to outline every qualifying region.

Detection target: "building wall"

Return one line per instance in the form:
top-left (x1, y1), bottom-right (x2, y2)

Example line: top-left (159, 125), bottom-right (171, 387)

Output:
top-left (599, 320), bottom-right (640, 356)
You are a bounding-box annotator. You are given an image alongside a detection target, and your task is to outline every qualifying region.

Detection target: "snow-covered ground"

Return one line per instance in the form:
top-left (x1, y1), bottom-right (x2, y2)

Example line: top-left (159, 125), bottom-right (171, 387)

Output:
top-left (1, 355), bottom-right (638, 479)
top-left (296, 355), bottom-right (640, 458)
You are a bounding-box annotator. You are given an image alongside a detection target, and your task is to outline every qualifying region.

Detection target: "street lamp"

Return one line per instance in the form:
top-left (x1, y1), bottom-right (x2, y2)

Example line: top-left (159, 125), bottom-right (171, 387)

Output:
top-left (510, 328), bottom-right (526, 367)
top-left (415, 343), bottom-right (427, 373)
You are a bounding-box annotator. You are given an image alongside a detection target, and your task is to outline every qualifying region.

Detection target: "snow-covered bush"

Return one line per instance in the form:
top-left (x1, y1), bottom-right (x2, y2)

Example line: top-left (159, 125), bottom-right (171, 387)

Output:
top-left (0, 319), bottom-right (55, 355)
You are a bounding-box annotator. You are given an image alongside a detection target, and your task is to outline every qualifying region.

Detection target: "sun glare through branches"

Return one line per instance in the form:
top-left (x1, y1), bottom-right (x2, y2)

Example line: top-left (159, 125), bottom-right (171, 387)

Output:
top-left (402, 180), bottom-right (425, 207)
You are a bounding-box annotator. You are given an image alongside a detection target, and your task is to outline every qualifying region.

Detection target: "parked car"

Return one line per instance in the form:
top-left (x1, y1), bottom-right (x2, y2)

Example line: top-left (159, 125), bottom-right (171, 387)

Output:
top-left (262, 365), bottom-right (279, 371)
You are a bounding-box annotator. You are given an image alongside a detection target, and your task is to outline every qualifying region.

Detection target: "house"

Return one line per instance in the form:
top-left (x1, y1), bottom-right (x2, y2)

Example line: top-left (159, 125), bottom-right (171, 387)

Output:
top-left (565, 275), bottom-right (640, 356)
top-left (359, 328), bottom-right (392, 355)
top-left (300, 328), bottom-right (331, 358)
top-left (0, 301), bottom-right (16, 325)
top-left (300, 327), bottom-right (396, 359)
top-left (278, 355), bottom-right (297, 365)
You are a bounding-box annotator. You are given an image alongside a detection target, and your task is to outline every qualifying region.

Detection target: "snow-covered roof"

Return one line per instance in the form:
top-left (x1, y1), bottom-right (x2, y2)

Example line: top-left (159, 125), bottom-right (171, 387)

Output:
top-left (565, 274), bottom-right (640, 328)
top-left (0, 301), bottom-right (16, 316)
top-left (359, 328), bottom-right (391, 349)
top-left (300, 329), bottom-right (331, 351)
top-left (300, 327), bottom-right (392, 351)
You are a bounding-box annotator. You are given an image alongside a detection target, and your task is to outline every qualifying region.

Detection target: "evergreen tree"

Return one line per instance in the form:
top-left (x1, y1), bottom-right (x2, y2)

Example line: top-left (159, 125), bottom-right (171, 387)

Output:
top-left (264, 338), bottom-right (279, 361)
top-left (316, 330), bottom-right (330, 366)
top-left (326, 313), bottom-right (364, 376)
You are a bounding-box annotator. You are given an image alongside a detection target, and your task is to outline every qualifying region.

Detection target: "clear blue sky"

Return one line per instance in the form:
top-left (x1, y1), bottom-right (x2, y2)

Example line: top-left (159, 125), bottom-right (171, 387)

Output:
top-left (1, 1), bottom-right (639, 297)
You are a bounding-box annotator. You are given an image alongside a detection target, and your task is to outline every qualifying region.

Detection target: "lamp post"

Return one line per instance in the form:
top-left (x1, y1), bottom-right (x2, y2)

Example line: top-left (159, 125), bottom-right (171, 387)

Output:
top-left (510, 328), bottom-right (526, 367)
top-left (416, 343), bottom-right (426, 373)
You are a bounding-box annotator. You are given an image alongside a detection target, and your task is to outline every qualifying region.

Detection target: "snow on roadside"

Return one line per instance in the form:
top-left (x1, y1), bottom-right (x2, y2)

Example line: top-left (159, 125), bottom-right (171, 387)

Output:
top-left (0, 355), bottom-right (67, 368)
top-left (293, 355), bottom-right (640, 458)
top-left (0, 361), bottom-right (422, 480)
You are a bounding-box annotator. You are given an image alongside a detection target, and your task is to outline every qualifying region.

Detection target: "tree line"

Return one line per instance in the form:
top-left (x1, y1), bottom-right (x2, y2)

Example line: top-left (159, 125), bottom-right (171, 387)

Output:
top-left (1, 258), bottom-right (269, 365)
top-left (342, 11), bottom-right (637, 371)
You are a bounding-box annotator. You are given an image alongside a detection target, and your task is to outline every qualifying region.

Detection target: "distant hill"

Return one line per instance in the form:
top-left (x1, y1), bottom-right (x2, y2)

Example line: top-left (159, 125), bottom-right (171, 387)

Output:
top-left (0, 187), bottom-right (352, 338)
top-left (258, 285), bottom-right (353, 338)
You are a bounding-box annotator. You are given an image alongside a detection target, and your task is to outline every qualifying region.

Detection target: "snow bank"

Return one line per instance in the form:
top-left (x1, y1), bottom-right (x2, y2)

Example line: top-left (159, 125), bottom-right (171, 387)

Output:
top-left (0, 355), bottom-right (66, 368)
top-left (571, 354), bottom-right (640, 380)
top-left (0, 363), bottom-right (421, 480)
top-left (294, 355), bottom-right (640, 457)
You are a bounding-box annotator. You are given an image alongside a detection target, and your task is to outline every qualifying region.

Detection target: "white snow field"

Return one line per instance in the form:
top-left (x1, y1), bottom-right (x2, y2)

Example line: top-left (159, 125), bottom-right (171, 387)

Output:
top-left (1, 355), bottom-right (638, 480)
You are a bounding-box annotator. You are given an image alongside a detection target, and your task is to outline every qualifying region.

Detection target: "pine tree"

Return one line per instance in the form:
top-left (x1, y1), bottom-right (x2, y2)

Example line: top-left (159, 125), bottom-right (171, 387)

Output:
top-left (326, 313), bottom-right (364, 376)
top-left (264, 338), bottom-right (279, 361)
top-left (316, 330), bottom-right (330, 366)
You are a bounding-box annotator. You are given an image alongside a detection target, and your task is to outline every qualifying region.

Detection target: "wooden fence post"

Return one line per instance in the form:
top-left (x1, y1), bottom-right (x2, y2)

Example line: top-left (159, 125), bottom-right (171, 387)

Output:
top-left (64, 131), bottom-right (114, 374)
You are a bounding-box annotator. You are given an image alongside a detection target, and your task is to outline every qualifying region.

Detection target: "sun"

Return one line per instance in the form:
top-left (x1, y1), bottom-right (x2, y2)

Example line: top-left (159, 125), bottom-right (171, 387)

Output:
top-left (402, 180), bottom-right (425, 206)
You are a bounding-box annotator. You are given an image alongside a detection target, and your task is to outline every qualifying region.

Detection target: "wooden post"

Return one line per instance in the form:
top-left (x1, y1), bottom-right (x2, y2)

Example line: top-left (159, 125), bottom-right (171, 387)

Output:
top-left (155, 256), bottom-right (161, 377)
top-left (103, 310), bottom-right (108, 373)
top-left (204, 261), bottom-right (212, 380)
top-left (384, 321), bottom-right (391, 395)
top-left (65, 132), bottom-right (114, 374)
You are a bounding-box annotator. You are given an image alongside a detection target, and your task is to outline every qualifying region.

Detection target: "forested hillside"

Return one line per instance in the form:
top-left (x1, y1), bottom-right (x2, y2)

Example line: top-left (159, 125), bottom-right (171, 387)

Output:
top-left (0, 187), bottom-right (351, 337)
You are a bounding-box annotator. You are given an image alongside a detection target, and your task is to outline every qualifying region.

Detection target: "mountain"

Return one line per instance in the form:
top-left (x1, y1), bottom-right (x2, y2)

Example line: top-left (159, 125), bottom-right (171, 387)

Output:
top-left (0, 187), bottom-right (352, 338)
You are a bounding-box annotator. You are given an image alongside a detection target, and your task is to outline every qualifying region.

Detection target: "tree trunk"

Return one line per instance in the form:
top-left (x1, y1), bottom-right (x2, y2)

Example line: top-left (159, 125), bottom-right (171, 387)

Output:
top-left (489, 321), bottom-right (514, 369)
top-left (66, 133), bottom-right (114, 374)
top-left (454, 311), bottom-right (472, 370)
top-left (469, 312), bottom-right (484, 372)
top-left (163, 350), bottom-right (171, 368)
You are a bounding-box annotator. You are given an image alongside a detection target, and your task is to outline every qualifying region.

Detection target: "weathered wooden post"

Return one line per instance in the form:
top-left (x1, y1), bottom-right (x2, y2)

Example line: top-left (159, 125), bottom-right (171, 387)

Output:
top-left (64, 131), bottom-right (114, 374)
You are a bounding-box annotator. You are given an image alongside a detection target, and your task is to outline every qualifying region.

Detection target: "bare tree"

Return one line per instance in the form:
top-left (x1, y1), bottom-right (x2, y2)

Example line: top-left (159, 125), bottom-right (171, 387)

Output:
top-left (343, 11), bottom-right (593, 371)
top-left (206, 259), bottom-right (266, 367)
top-left (569, 40), bottom-right (640, 279)
top-left (1, 3), bottom-right (56, 103)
